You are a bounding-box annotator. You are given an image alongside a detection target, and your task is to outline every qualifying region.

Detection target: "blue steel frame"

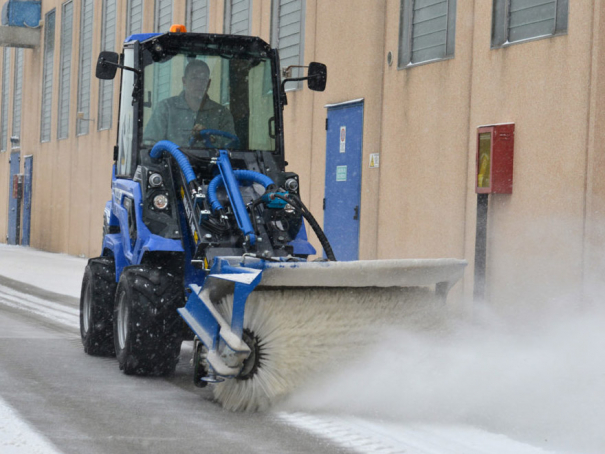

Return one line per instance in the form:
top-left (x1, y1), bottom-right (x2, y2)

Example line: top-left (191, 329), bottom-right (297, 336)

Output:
top-left (102, 165), bottom-right (183, 280)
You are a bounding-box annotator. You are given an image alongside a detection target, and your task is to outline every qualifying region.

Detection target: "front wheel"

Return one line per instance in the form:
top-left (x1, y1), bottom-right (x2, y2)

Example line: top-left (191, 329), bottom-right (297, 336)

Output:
top-left (113, 266), bottom-right (184, 376)
top-left (80, 257), bottom-right (117, 356)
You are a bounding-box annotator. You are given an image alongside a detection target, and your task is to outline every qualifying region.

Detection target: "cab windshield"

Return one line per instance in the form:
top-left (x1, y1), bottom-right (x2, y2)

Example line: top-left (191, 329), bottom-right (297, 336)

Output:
top-left (141, 46), bottom-right (276, 152)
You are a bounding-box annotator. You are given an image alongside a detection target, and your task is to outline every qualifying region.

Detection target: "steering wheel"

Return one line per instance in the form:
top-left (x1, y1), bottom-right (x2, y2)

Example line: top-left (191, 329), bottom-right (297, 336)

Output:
top-left (188, 128), bottom-right (241, 149)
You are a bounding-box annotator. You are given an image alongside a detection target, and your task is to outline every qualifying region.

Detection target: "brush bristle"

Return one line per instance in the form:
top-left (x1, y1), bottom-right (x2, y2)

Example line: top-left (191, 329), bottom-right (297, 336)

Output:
top-left (212, 286), bottom-right (442, 412)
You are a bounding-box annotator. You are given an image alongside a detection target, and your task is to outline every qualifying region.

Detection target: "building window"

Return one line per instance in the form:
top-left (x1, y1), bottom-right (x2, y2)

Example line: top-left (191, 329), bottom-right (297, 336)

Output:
top-left (126, 0), bottom-right (144, 36)
top-left (1, 48), bottom-right (9, 152)
top-left (224, 0), bottom-right (251, 35)
top-left (271, 0), bottom-right (305, 86)
top-left (187, 0), bottom-right (208, 33)
top-left (77, 0), bottom-right (93, 136)
top-left (398, 0), bottom-right (457, 68)
top-left (154, 0), bottom-right (173, 104)
top-left (12, 48), bottom-right (23, 148)
top-left (99, 0), bottom-right (116, 131)
top-left (155, 0), bottom-right (172, 33)
top-left (41, 9), bottom-right (56, 143)
top-left (58, 1), bottom-right (73, 140)
top-left (492, 0), bottom-right (568, 47)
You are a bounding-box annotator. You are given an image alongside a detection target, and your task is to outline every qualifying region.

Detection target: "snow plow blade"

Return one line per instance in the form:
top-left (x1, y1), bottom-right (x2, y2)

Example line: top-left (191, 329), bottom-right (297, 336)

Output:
top-left (260, 257), bottom-right (466, 292)
top-left (179, 257), bottom-right (466, 411)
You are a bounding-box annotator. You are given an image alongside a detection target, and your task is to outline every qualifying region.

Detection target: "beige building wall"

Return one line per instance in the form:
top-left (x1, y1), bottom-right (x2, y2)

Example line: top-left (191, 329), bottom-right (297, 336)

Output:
top-left (0, 1), bottom-right (602, 312)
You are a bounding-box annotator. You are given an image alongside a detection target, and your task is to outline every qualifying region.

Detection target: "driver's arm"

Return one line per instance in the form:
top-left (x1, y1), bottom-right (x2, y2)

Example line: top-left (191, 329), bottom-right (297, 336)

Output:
top-left (217, 105), bottom-right (236, 136)
top-left (143, 100), bottom-right (169, 144)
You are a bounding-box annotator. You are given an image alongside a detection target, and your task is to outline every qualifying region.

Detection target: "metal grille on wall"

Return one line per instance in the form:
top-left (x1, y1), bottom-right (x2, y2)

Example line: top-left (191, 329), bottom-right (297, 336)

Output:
top-left (40, 9), bottom-right (55, 142)
top-left (1, 49), bottom-right (9, 151)
top-left (77, 0), bottom-right (93, 136)
top-left (410, 0), bottom-right (449, 63)
top-left (225, 0), bottom-right (251, 35)
top-left (491, 0), bottom-right (568, 47)
top-left (398, 0), bottom-right (457, 67)
top-left (272, 0), bottom-right (304, 81)
top-left (508, 0), bottom-right (557, 42)
top-left (127, 0), bottom-right (144, 36)
top-left (156, 0), bottom-right (172, 32)
top-left (188, 0), bottom-right (208, 33)
top-left (57, 1), bottom-right (73, 140)
top-left (12, 48), bottom-right (23, 147)
top-left (99, 0), bottom-right (116, 130)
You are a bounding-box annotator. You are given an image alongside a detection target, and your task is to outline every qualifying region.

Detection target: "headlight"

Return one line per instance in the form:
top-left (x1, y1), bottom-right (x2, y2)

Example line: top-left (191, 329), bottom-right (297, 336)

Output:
top-left (284, 178), bottom-right (299, 192)
top-left (153, 194), bottom-right (169, 210)
top-left (149, 173), bottom-right (163, 187)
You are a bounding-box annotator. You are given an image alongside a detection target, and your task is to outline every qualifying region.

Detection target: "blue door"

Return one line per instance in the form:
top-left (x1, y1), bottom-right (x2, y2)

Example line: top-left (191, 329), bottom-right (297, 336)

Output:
top-left (7, 151), bottom-right (20, 245)
top-left (323, 101), bottom-right (363, 261)
top-left (21, 155), bottom-right (32, 246)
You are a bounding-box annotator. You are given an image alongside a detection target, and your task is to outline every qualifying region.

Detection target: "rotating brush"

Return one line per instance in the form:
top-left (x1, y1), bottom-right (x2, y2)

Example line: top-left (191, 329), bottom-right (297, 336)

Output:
top-left (212, 286), bottom-right (444, 412)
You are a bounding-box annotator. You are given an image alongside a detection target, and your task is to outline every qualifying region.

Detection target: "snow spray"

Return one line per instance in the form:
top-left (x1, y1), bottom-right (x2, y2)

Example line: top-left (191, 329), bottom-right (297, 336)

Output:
top-left (281, 293), bottom-right (605, 454)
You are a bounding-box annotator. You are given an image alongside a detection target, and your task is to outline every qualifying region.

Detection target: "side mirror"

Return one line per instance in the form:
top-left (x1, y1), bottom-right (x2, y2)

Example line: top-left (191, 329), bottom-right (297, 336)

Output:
top-left (96, 51), bottom-right (119, 80)
top-left (307, 62), bottom-right (327, 92)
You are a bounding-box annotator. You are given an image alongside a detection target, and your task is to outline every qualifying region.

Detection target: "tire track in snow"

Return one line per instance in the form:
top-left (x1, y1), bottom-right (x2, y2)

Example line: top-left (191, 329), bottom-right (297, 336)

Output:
top-left (275, 412), bottom-right (557, 454)
top-left (0, 285), bottom-right (79, 329)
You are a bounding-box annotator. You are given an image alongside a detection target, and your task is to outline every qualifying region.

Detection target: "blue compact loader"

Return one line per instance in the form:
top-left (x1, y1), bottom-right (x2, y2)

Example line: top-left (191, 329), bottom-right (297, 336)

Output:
top-left (79, 26), bottom-right (466, 411)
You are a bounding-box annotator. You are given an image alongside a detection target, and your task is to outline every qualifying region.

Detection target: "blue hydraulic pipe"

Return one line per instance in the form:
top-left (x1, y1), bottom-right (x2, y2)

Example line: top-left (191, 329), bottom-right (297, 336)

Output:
top-left (149, 140), bottom-right (196, 184)
top-left (208, 170), bottom-right (274, 212)
top-left (214, 150), bottom-right (260, 245)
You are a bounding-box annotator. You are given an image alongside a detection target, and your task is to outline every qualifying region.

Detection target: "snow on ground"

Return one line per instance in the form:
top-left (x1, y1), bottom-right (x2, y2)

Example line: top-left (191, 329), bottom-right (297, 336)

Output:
top-left (281, 302), bottom-right (605, 454)
top-left (1, 244), bottom-right (603, 453)
top-left (0, 396), bottom-right (63, 454)
top-left (0, 245), bottom-right (86, 298)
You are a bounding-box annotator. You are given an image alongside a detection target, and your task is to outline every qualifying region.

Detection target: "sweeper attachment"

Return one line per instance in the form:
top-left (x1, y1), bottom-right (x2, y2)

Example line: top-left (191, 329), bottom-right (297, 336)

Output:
top-left (79, 28), bottom-right (466, 411)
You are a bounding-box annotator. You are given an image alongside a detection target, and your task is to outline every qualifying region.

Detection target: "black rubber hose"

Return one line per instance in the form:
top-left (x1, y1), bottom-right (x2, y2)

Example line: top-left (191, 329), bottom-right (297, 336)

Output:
top-left (272, 193), bottom-right (337, 261)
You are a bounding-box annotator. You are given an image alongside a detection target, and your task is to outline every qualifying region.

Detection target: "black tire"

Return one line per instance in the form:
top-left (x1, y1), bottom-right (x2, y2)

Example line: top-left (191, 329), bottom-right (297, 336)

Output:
top-left (80, 257), bottom-right (117, 356)
top-left (113, 265), bottom-right (184, 376)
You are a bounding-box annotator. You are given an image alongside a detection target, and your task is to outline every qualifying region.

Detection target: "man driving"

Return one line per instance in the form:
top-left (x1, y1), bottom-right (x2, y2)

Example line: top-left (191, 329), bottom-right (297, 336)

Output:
top-left (143, 59), bottom-right (236, 148)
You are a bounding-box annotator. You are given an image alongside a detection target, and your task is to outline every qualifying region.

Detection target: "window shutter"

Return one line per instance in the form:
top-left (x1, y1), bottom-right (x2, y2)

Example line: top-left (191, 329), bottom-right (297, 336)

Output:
top-left (58, 1), bottom-right (73, 140)
top-left (275, 0), bottom-right (303, 71)
top-left (410, 0), bottom-right (449, 63)
top-left (156, 0), bottom-right (172, 33)
top-left (227, 0), bottom-right (251, 35)
top-left (1, 49), bottom-right (9, 151)
top-left (12, 49), bottom-right (23, 146)
top-left (41, 10), bottom-right (55, 143)
top-left (188, 0), bottom-right (208, 33)
top-left (99, 0), bottom-right (116, 131)
top-left (127, 0), bottom-right (144, 36)
top-left (77, 0), bottom-right (93, 136)
top-left (508, 0), bottom-right (557, 43)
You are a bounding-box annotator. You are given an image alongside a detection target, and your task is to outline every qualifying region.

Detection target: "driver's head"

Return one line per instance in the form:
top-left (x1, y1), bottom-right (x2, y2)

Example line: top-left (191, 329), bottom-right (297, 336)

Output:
top-left (183, 60), bottom-right (211, 100)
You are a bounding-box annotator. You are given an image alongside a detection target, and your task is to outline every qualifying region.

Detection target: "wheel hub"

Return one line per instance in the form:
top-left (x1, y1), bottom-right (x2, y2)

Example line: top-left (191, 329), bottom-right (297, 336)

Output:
top-left (116, 291), bottom-right (129, 350)
top-left (82, 283), bottom-right (92, 333)
top-left (237, 329), bottom-right (264, 380)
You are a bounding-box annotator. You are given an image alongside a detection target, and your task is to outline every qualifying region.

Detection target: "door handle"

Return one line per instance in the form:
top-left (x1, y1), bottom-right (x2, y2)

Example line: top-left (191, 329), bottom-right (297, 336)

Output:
top-left (353, 205), bottom-right (359, 220)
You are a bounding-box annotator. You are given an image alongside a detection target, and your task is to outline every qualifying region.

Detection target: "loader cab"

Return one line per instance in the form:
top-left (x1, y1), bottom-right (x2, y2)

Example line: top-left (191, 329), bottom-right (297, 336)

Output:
top-left (111, 32), bottom-right (285, 179)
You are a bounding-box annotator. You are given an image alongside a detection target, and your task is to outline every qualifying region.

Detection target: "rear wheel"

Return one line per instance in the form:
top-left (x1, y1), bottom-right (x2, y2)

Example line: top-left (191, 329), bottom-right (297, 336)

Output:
top-left (80, 257), bottom-right (117, 356)
top-left (113, 265), bottom-right (184, 376)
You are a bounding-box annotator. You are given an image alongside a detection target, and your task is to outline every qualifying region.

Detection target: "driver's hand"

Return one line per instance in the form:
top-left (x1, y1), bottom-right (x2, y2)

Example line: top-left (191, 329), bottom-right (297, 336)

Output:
top-left (192, 124), bottom-right (217, 144)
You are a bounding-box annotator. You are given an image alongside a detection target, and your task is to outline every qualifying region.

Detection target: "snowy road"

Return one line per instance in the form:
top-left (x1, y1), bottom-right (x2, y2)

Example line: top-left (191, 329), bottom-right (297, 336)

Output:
top-left (0, 280), bottom-right (352, 454)
top-left (0, 245), bottom-right (597, 454)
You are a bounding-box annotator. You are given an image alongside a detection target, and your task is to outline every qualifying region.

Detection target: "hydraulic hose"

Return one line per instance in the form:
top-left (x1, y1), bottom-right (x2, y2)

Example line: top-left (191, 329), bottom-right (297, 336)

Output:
top-left (149, 140), bottom-right (196, 184)
top-left (208, 170), bottom-right (275, 212)
top-left (271, 193), bottom-right (337, 261)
